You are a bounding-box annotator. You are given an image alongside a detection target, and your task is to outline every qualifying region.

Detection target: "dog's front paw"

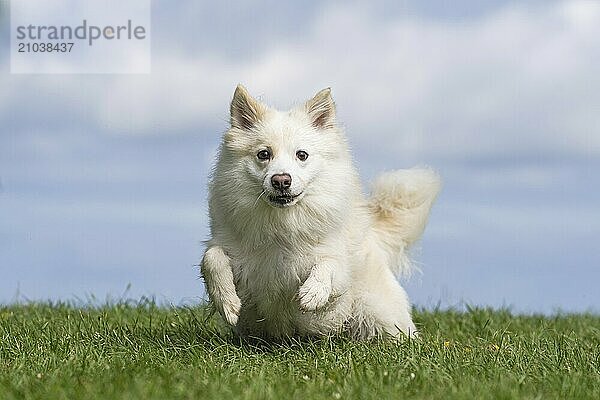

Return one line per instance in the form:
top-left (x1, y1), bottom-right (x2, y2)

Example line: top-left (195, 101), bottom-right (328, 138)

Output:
top-left (219, 293), bottom-right (242, 326)
top-left (298, 276), bottom-right (332, 311)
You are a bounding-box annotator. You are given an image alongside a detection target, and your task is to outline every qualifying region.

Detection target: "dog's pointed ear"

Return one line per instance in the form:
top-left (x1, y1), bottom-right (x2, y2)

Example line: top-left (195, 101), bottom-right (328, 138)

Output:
top-left (230, 85), bottom-right (266, 130)
top-left (305, 88), bottom-right (336, 129)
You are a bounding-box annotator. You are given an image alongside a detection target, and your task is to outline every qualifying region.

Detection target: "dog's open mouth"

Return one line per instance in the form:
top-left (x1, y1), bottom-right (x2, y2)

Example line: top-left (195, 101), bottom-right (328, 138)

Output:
top-left (268, 192), bottom-right (302, 206)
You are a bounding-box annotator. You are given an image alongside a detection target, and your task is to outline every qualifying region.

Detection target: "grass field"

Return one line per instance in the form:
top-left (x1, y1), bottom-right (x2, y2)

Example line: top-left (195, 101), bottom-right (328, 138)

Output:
top-left (1, 301), bottom-right (598, 399)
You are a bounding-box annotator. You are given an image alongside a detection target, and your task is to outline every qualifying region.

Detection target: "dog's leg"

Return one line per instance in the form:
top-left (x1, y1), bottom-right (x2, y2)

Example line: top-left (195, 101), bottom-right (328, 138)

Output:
top-left (298, 262), bottom-right (334, 311)
top-left (201, 245), bottom-right (241, 325)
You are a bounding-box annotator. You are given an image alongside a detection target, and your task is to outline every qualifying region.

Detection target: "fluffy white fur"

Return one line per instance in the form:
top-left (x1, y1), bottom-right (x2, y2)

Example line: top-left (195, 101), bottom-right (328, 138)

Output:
top-left (201, 85), bottom-right (440, 340)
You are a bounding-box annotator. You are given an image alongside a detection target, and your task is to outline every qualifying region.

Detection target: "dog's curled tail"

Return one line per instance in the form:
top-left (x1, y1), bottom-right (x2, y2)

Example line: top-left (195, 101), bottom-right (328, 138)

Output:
top-left (368, 168), bottom-right (441, 277)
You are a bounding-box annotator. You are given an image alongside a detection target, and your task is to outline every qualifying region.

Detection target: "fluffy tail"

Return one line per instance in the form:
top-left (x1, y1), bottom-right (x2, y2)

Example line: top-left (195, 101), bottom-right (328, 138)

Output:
top-left (368, 168), bottom-right (441, 277)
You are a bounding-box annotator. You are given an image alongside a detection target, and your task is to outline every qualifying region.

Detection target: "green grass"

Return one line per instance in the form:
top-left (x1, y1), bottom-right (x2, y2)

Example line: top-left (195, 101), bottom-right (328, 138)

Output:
top-left (1, 301), bottom-right (599, 399)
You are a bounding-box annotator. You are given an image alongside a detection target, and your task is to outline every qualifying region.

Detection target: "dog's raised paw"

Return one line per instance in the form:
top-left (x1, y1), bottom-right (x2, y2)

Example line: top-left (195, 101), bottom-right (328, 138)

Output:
top-left (220, 294), bottom-right (241, 326)
top-left (298, 277), bottom-right (332, 311)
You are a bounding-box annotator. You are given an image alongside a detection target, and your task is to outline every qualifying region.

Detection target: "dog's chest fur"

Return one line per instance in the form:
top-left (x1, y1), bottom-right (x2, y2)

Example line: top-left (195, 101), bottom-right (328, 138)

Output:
top-left (229, 242), bottom-right (340, 337)
top-left (233, 244), bottom-right (310, 307)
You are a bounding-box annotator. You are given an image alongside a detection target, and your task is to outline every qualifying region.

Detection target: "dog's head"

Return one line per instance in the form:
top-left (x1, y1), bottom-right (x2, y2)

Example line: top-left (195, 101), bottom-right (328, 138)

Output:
top-left (220, 85), bottom-right (349, 209)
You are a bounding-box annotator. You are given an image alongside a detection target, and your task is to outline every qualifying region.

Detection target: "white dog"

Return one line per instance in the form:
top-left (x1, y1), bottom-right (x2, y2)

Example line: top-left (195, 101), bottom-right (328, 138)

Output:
top-left (201, 85), bottom-right (440, 339)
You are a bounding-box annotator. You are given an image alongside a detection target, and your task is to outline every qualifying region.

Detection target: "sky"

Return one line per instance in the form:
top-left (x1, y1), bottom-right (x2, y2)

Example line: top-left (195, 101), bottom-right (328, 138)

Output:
top-left (1, 0), bottom-right (599, 313)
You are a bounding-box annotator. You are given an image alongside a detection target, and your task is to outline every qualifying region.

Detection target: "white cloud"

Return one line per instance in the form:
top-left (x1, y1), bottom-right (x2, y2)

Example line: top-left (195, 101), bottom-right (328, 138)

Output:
top-left (2, 0), bottom-right (599, 159)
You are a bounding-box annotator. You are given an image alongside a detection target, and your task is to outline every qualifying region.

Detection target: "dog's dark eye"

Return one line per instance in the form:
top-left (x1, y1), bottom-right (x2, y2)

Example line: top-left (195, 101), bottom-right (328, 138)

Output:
top-left (257, 150), bottom-right (271, 161)
top-left (296, 150), bottom-right (309, 161)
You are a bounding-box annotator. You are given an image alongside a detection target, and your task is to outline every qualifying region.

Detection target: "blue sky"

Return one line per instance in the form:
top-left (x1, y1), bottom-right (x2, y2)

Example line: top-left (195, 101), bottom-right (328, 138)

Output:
top-left (1, 0), bottom-right (599, 313)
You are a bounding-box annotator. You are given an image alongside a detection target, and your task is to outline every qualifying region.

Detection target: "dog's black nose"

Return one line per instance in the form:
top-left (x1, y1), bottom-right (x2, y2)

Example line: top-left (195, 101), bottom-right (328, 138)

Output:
top-left (271, 173), bottom-right (292, 190)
